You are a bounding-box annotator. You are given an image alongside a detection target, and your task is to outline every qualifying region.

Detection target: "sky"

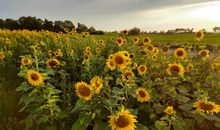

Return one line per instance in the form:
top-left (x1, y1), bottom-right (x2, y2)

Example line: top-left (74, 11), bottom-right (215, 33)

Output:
top-left (1, 0), bottom-right (220, 32)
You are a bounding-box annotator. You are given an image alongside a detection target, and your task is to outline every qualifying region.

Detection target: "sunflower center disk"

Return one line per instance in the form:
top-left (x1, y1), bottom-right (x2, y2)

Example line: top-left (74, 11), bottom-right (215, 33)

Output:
top-left (31, 73), bottom-right (39, 81)
top-left (115, 56), bottom-right (124, 65)
top-left (200, 103), bottom-right (214, 111)
top-left (140, 67), bottom-right (146, 72)
top-left (116, 115), bottom-right (130, 128)
top-left (139, 90), bottom-right (146, 98)
top-left (197, 32), bottom-right (202, 37)
top-left (201, 51), bottom-right (207, 57)
top-left (49, 60), bottom-right (58, 66)
top-left (171, 65), bottom-right (180, 73)
top-left (177, 50), bottom-right (184, 57)
top-left (78, 85), bottom-right (91, 96)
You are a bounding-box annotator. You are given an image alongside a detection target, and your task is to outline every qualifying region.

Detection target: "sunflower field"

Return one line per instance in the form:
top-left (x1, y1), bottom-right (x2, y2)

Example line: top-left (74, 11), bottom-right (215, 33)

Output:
top-left (0, 29), bottom-right (220, 130)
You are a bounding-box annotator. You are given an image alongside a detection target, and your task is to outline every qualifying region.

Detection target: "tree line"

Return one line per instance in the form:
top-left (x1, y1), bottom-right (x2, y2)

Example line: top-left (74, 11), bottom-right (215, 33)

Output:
top-left (0, 16), bottom-right (104, 34)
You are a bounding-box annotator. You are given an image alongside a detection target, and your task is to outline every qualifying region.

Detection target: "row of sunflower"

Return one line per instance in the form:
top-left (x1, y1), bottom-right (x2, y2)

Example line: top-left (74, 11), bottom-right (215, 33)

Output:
top-left (0, 29), bottom-right (220, 130)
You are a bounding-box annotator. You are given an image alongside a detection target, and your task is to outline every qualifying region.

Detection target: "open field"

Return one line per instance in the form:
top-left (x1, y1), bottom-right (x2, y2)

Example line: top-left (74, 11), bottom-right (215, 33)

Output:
top-left (0, 29), bottom-right (220, 130)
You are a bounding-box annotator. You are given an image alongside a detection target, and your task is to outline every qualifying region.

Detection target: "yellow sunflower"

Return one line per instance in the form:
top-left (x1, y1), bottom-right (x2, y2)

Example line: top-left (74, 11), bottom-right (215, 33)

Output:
top-left (140, 49), bottom-right (148, 56)
top-left (75, 81), bottom-right (93, 101)
top-left (186, 63), bottom-right (193, 72)
top-left (152, 55), bottom-right (157, 61)
top-left (211, 62), bottom-right (220, 72)
top-left (152, 47), bottom-right (159, 55)
top-left (106, 58), bottom-right (116, 71)
top-left (161, 46), bottom-right (169, 53)
top-left (48, 50), bottom-right (53, 57)
top-left (195, 30), bottom-right (204, 41)
top-left (146, 44), bottom-right (154, 52)
top-left (85, 46), bottom-right (91, 53)
top-left (113, 52), bottom-right (130, 70)
top-left (46, 58), bottom-right (60, 68)
top-left (194, 100), bottom-right (220, 113)
top-left (137, 65), bottom-right (148, 75)
top-left (116, 37), bottom-right (124, 46)
top-left (164, 106), bottom-right (174, 115)
top-left (121, 30), bottom-right (128, 35)
top-left (96, 48), bottom-right (101, 54)
top-left (120, 51), bottom-right (130, 58)
top-left (109, 108), bottom-right (137, 130)
top-left (129, 54), bottom-right (135, 59)
top-left (90, 76), bottom-right (103, 94)
top-left (173, 48), bottom-right (187, 59)
top-left (21, 58), bottom-right (32, 66)
top-left (0, 51), bottom-right (5, 60)
top-left (122, 70), bottom-right (134, 80)
top-left (143, 37), bottom-right (151, 45)
top-left (166, 63), bottom-right (185, 76)
top-left (132, 37), bottom-right (139, 44)
top-left (136, 87), bottom-right (150, 103)
top-left (27, 70), bottom-right (44, 87)
top-left (199, 49), bottom-right (209, 59)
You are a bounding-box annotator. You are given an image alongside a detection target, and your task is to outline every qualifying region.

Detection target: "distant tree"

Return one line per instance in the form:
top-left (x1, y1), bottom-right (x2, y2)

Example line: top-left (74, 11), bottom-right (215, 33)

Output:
top-left (128, 27), bottom-right (140, 35)
top-left (43, 19), bottom-right (54, 31)
top-left (76, 23), bottom-right (88, 33)
top-left (0, 19), bottom-right (4, 29)
top-left (4, 19), bottom-right (19, 30)
top-left (88, 26), bottom-right (96, 34)
top-left (53, 21), bottom-right (64, 32)
top-left (18, 16), bottom-right (43, 30)
top-left (63, 20), bottom-right (75, 31)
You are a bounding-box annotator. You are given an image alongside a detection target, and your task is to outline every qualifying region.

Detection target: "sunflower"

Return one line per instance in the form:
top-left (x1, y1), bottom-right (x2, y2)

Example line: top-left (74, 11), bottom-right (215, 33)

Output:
top-left (109, 108), bottom-right (137, 130)
top-left (116, 37), bottom-right (124, 46)
top-left (143, 37), bottom-right (151, 45)
top-left (85, 46), bottom-right (91, 53)
top-left (152, 55), bottom-right (157, 61)
top-left (99, 40), bottom-right (104, 44)
top-left (186, 63), bottom-right (193, 72)
top-left (195, 30), bottom-right (204, 41)
top-left (106, 58), bottom-right (116, 71)
top-left (21, 58), bottom-right (32, 66)
top-left (140, 49), bottom-right (148, 56)
top-left (137, 65), bottom-right (147, 75)
top-left (174, 48), bottom-right (187, 59)
top-left (27, 70), bottom-right (44, 87)
top-left (0, 51), bottom-right (5, 60)
top-left (146, 44), bottom-right (154, 52)
top-left (46, 58), bottom-right (60, 68)
top-left (136, 88), bottom-right (150, 103)
top-left (152, 47), bottom-right (159, 55)
top-left (122, 70), bottom-right (134, 80)
top-left (199, 49), bottom-right (209, 59)
top-left (90, 76), bottom-right (103, 94)
top-left (166, 63), bottom-right (185, 76)
top-left (96, 48), bottom-right (101, 54)
top-left (164, 106), bottom-right (174, 115)
top-left (129, 54), bottom-right (135, 59)
top-left (211, 62), bottom-right (220, 72)
top-left (121, 30), bottom-right (128, 35)
top-left (161, 46), bottom-right (169, 53)
top-left (194, 100), bottom-right (220, 113)
top-left (75, 81), bottom-right (93, 101)
top-left (113, 52), bottom-right (130, 70)
top-left (54, 50), bottom-right (63, 57)
top-left (48, 50), bottom-right (53, 57)
top-left (132, 37), bottom-right (139, 44)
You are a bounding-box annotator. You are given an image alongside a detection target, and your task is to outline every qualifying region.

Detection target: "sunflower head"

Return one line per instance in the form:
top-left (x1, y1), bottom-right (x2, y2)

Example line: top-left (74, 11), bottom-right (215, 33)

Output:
top-left (0, 51), bottom-right (5, 60)
top-left (27, 70), bottom-right (44, 87)
top-left (164, 106), bottom-right (174, 115)
top-left (143, 37), bottom-right (151, 45)
top-left (75, 81), bottom-right (93, 101)
top-left (166, 63), bottom-right (185, 76)
top-left (116, 37), bottom-right (124, 46)
top-left (174, 48), bottom-right (187, 59)
top-left (186, 63), bottom-right (193, 72)
top-left (21, 58), bottom-right (32, 66)
top-left (136, 88), bottom-right (150, 103)
top-left (211, 62), bottom-right (220, 72)
top-left (122, 70), bottom-right (134, 80)
top-left (195, 30), bottom-right (204, 41)
top-left (199, 49), bottom-right (209, 59)
top-left (152, 55), bottom-right (157, 61)
top-left (146, 44), bottom-right (154, 52)
top-left (121, 30), bottom-right (128, 35)
top-left (161, 46), bottom-right (169, 53)
top-left (152, 47), bottom-right (159, 55)
top-left (109, 108), bottom-right (137, 130)
top-left (133, 37), bottom-right (139, 44)
top-left (46, 59), bottom-right (60, 68)
top-left (140, 49), bottom-right (148, 56)
top-left (194, 100), bottom-right (220, 113)
top-left (137, 65), bottom-right (147, 75)
top-left (113, 52), bottom-right (131, 70)
top-left (90, 76), bottom-right (103, 94)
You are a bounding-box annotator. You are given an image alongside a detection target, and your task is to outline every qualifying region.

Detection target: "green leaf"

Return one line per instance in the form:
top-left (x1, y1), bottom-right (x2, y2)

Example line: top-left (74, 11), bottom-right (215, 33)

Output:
top-left (136, 123), bottom-right (149, 130)
top-left (71, 99), bottom-right (88, 113)
top-left (25, 118), bottom-right (33, 130)
top-left (93, 120), bottom-right (111, 130)
top-left (155, 120), bottom-right (169, 130)
top-left (215, 120), bottom-right (220, 128)
top-left (16, 82), bottom-right (29, 92)
top-left (71, 112), bottom-right (95, 130)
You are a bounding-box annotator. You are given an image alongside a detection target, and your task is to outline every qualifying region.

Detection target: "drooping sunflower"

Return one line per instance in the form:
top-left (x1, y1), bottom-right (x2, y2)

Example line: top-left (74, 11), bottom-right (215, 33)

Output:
top-left (194, 100), bottom-right (220, 113)
top-left (27, 70), bottom-right (44, 87)
top-left (46, 58), bottom-right (60, 68)
top-left (143, 37), bottom-right (151, 45)
top-left (137, 65), bottom-right (148, 75)
top-left (109, 108), bottom-right (137, 130)
top-left (173, 48), bottom-right (187, 59)
top-left (195, 30), bottom-right (204, 41)
top-left (121, 30), bottom-right (128, 35)
top-left (136, 87), bottom-right (150, 103)
top-left (186, 63), bottom-right (193, 72)
top-left (164, 106), bottom-right (174, 115)
top-left (166, 63), bottom-right (185, 76)
top-left (21, 58), bottom-right (32, 66)
top-left (122, 70), bottom-right (134, 80)
top-left (75, 81), bottom-right (93, 101)
top-left (132, 37), bottom-right (139, 44)
top-left (90, 76), bottom-right (103, 94)
top-left (199, 49), bottom-right (209, 59)
top-left (161, 46), bottom-right (169, 53)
